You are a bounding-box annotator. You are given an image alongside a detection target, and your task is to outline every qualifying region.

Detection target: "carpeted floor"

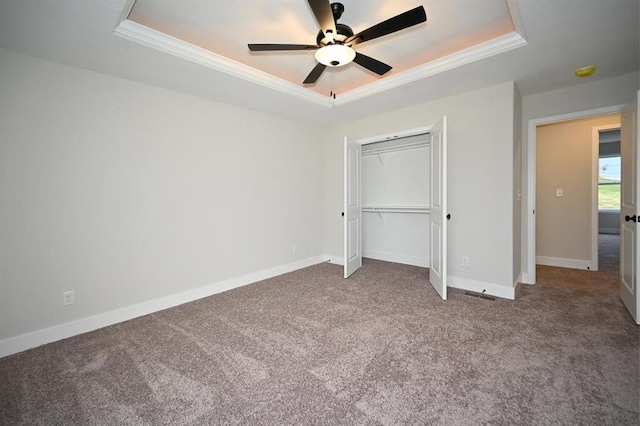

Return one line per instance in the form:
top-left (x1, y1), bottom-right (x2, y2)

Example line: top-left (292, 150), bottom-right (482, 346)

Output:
top-left (599, 233), bottom-right (620, 273)
top-left (1, 258), bottom-right (638, 425)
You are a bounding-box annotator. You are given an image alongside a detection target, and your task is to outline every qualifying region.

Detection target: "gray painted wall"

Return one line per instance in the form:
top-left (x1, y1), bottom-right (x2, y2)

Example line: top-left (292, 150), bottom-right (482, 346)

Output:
top-left (0, 48), bottom-right (324, 342)
top-left (322, 82), bottom-right (518, 291)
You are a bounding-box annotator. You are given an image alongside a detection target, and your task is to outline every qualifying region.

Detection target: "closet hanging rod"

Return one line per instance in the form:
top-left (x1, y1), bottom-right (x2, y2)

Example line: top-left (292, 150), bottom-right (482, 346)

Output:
top-left (362, 206), bottom-right (430, 214)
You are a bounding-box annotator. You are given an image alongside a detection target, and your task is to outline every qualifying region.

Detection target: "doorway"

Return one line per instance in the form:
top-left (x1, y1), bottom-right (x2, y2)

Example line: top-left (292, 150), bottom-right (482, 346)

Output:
top-left (597, 128), bottom-right (622, 273)
top-left (534, 114), bottom-right (621, 272)
top-left (524, 105), bottom-right (624, 284)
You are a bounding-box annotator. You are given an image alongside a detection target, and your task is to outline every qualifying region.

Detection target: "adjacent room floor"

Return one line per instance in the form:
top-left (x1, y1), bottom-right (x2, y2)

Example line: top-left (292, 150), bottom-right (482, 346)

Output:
top-left (599, 233), bottom-right (620, 273)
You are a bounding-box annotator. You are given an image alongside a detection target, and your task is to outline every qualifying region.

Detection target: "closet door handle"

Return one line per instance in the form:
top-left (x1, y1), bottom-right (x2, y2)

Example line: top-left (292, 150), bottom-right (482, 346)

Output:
top-left (446, 214), bottom-right (451, 220)
top-left (341, 212), bottom-right (345, 217)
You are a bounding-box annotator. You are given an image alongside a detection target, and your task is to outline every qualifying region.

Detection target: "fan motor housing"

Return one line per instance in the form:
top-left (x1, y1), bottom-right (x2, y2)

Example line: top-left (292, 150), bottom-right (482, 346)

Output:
top-left (316, 23), bottom-right (354, 47)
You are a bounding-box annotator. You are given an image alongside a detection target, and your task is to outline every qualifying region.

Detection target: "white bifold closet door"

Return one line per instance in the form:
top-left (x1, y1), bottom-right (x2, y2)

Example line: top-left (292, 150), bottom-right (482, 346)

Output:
top-left (344, 137), bottom-right (362, 278)
top-left (429, 116), bottom-right (448, 300)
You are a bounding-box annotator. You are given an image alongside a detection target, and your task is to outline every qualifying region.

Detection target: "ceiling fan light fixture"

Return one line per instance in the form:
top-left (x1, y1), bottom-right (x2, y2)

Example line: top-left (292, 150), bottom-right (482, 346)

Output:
top-left (315, 44), bottom-right (355, 67)
top-left (248, 2), bottom-right (427, 85)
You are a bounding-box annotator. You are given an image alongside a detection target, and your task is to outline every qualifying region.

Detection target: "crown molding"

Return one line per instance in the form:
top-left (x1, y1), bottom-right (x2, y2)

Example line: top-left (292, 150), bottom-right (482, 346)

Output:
top-left (506, 0), bottom-right (527, 40)
top-left (113, 20), bottom-right (332, 108)
top-left (118, 0), bottom-right (136, 23)
top-left (333, 1), bottom-right (527, 104)
top-left (334, 31), bottom-right (527, 105)
top-left (113, 1), bottom-right (527, 108)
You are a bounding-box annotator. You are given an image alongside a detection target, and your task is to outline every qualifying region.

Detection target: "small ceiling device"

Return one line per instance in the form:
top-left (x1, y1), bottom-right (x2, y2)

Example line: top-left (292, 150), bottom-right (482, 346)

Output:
top-left (248, 1), bottom-right (427, 85)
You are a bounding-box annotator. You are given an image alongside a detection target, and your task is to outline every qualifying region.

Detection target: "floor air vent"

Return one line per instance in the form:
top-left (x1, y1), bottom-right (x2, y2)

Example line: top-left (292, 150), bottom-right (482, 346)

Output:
top-left (464, 291), bottom-right (496, 301)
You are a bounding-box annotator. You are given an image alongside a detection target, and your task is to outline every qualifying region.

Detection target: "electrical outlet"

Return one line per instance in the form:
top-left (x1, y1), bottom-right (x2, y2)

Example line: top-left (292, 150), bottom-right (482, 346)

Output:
top-left (63, 290), bottom-right (75, 306)
top-left (461, 256), bottom-right (470, 267)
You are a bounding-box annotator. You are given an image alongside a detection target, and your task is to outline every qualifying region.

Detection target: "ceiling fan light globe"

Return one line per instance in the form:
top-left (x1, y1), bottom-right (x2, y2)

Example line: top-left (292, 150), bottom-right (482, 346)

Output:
top-left (315, 44), bottom-right (355, 67)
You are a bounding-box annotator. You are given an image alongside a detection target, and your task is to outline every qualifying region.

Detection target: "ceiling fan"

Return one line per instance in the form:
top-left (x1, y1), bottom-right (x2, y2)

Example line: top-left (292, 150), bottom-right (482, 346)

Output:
top-left (248, 1), bottom-right (427, 86)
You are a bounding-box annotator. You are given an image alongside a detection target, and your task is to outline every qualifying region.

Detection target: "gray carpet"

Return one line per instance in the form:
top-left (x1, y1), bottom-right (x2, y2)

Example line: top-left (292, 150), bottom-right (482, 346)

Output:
top-left (1, 259), bottom-right (638, 425)
top-left (599, 233), bottom-right (620, 273)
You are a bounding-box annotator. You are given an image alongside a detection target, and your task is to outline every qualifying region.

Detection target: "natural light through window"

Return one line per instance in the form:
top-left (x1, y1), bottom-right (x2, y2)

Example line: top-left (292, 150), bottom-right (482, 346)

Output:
top-left (598, 156), bottom-right (621, 210)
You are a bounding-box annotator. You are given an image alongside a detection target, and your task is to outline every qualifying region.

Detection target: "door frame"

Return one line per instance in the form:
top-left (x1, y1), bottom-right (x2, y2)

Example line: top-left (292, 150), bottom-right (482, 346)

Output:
top-left (592, 123), bottom-right (623, 269)
top-left (523, 105), bottom-right (625, 284)
top-left (355, 126), bottom-right (433, 146)
top-left (344, 125), bottom-right (432, 280)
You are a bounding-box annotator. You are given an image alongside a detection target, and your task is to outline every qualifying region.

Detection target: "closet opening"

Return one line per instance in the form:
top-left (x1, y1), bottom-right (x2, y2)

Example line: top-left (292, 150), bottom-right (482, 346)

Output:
top-left (361, 133), bottom-right (431, 268)
top-left (343, 117), bottom-right (448, 299)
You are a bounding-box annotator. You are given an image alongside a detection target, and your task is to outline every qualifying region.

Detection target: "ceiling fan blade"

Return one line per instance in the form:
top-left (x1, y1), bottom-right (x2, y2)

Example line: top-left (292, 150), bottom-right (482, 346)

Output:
top-left (353, 52), bottom-right (392, 76)
top-left (307, 0), bottom-right (337, 38)
top-left (303, 63), bottom-right (327, 84)
top-left (346, 6), bottom-right (426, 45)
top-left (248, 44), bottom-right (318, 51)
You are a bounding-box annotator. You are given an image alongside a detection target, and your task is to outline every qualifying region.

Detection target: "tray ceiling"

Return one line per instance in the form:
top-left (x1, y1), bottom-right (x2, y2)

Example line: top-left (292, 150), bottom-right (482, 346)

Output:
top-left (117, 0), bottom-right (526, 107)
top-left (1, 1), bottom-right (636, 125)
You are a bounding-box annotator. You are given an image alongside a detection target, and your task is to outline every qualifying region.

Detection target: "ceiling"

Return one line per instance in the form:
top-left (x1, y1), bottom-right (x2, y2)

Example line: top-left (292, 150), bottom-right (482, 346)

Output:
top-left (0, 0), bottom-right (638, 126)
top-left (123, 0), bottom-right (519, 100)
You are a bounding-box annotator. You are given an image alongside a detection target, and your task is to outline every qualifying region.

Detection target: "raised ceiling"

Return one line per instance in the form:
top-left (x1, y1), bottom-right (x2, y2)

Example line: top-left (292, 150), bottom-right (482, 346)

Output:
top-left (118, 0), bottom-right (525, 106)
top-left (0, 0), bottom-right (637, 125)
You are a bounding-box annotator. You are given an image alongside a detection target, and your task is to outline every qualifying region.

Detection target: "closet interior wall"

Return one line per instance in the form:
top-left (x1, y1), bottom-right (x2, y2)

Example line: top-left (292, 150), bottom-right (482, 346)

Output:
top-left (361, 133), bottom-right (431, 267)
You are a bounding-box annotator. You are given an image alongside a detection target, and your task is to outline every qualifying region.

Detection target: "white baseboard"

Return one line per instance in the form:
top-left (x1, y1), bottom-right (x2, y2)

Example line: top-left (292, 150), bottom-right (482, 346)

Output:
top-left (0, 255), bottom-right (327, 359)
top-left (514, 273), bottom-right (522, 287)
top-left (0, 254), bottom-right (536, 358)
top-left (598, 228), bottom-right (620, 235)
top-left (513, 275), bottom-right (523, 297)
top-left (362, 250), bottom-right (429, 268)
top-left (536, 256), bottom-right (597, 271)
top-left (521, 271), bottom-right (535, 285)
top-left (448, 276), bottom-right (516, 300)
top-left (324, 256), bottom-right (515, 300)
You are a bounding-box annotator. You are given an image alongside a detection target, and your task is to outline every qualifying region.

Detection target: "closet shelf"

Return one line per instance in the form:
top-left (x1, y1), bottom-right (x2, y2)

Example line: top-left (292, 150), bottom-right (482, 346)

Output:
top-left (362, 205), bottom-right (430, 214)
top-left (361, 141), bottom-right (429, 156)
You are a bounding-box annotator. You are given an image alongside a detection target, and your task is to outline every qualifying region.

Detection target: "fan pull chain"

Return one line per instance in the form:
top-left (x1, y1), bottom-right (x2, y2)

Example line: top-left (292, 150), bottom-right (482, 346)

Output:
top-left (330, 69), bottom-right (336, 99)
top-left (329, 70), bottom-right (336, 100)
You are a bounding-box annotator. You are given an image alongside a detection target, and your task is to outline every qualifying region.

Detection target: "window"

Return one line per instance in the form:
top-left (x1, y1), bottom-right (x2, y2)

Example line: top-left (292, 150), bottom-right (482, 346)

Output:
top-left (598, 156), bottom-right (621, 210)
